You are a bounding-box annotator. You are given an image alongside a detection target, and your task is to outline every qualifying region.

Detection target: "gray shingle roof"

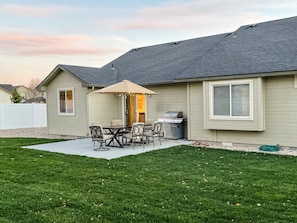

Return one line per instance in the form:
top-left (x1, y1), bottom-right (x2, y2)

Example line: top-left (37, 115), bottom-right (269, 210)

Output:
top-left (44, 16), bottom-right (297, 87)
top-left (59, 33), bottom-right (226, 87)
top-left (0, 84), bottom-right (13, 93)
top-left (59, 65), bottom-right (102, 86)
top-left (95, 33), bottom-right (227, 86)
top-left (178, 16), bottom-right (297, 80)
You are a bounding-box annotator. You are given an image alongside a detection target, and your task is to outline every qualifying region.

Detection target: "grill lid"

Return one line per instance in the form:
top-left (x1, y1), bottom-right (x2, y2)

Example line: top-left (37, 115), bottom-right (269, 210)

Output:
top-left (159, 111), bottom-right (184, 123)
top-left (158, 118), bottom-right (184, 123)
top-left (164, 111), bottom-right (183, 119)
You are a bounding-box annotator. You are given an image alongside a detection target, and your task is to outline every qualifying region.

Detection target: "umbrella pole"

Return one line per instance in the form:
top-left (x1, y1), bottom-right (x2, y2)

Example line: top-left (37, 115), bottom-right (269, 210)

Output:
top-left (122, 93), bottom-right (127, 126)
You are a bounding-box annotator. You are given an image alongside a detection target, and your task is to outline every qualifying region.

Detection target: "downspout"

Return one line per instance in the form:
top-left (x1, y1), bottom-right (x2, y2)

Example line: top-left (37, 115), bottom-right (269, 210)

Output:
top-left (112, 64), bottom-right (124, 123)
top-left (186, 82), bottom-right (190, 140)
top-left (86, 86), bottom-right (95, 136)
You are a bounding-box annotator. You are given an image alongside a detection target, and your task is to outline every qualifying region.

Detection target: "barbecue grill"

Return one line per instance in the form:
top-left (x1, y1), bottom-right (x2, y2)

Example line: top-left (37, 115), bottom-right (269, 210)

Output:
top-left (158, 111), bottom-right (185, 139)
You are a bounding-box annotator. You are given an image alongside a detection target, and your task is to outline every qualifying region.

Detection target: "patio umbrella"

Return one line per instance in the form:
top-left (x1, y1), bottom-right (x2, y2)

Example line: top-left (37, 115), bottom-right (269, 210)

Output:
top-left (95, 80), bottom-right (157, 126)
top-left (95, 80), bottom-right (157, 95)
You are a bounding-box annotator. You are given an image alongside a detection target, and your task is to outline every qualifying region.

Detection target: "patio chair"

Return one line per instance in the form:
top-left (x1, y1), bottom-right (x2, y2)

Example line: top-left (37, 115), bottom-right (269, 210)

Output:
top-left (123, 122), bottom-right (145, 149)
top-left (89, 125), bottom-right (114, 151)
top-left (144, 121), bottom-right (163, 146)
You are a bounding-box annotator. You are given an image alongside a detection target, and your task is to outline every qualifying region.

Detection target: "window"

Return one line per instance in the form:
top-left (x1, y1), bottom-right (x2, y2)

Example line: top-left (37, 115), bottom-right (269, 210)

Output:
top-left (58, 88), bottom-right (74, 115)
top-left (210, 80), bottom-right (253, 120)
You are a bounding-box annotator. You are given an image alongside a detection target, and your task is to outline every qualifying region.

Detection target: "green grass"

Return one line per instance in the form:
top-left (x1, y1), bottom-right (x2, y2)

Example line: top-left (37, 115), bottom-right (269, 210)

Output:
top-left (1, 138), bottom-right (297, 222)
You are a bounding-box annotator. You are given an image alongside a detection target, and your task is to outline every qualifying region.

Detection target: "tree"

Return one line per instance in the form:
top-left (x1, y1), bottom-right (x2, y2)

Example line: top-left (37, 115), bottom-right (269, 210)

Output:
top-left (28, 78), bottom-right (41, 98)
top-left (11, 88), bottom-right (23, 103)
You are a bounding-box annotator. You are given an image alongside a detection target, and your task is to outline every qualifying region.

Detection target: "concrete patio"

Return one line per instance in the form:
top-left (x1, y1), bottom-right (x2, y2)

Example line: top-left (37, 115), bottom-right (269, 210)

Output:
top-left (23, 138), bottom-right (193, 160)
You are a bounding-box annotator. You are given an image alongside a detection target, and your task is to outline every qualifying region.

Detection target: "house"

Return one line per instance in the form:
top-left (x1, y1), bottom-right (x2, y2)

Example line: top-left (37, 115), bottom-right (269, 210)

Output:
top-left (15, 85), bottom-right (34, 102)
top-left (0, 84), bottom-right (45, 103)
top-left (0, 84), bottom-right (14, 103)
top-left (38, 16), bottom-right (297, 147)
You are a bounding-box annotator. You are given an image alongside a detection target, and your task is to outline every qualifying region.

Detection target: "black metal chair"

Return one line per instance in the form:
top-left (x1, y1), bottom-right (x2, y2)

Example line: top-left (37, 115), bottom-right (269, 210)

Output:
top-left (89, 125), bottom-right (114, 151)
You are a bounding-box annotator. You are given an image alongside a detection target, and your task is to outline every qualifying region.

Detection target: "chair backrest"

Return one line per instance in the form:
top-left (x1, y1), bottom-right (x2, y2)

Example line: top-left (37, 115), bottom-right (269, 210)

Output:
top-left (153, 121), bottom-right (162, 135)
top-left (111, 119), bottom-right (123, 126)
top-left (131, 122), bottom-right (144, 137)
top-left (89, 125), bottom-right (104, 139)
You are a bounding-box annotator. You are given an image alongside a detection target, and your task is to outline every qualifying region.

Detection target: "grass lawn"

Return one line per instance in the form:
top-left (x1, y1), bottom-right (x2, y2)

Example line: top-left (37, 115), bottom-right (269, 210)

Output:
top-left (1, 138), bottom-right (297, 222)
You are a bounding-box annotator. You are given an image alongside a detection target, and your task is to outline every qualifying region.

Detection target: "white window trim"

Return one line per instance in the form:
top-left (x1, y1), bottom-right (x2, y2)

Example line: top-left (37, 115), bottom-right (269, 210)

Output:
top-left (209, 79), bottom-right (254, 120)
top-left (57, 88), bottom-right (75, 116)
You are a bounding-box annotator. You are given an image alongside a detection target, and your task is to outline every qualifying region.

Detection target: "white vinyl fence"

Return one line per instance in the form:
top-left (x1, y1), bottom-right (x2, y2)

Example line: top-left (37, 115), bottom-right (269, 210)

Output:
top-left (0, 104), bottom-right (47, 130)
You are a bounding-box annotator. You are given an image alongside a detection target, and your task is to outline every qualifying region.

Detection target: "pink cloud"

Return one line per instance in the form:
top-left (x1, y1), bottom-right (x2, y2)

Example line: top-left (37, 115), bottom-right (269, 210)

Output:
top-left (0, 33), bottom-right (118, 56)
top-left (1, 4), bottom-right (76, 18)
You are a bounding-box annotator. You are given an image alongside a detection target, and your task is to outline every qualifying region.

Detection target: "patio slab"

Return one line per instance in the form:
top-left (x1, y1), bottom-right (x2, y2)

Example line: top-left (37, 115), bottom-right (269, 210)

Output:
top-left (23, 138), bottom-right (193, 160)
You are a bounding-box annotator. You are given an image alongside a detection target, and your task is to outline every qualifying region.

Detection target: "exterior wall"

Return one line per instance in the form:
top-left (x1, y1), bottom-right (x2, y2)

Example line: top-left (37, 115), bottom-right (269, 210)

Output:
top-left (189, 75), bottom-right (297, 147)
top-left (188, 82), bottom-right (214, 141)
top-left (147, 83), bottom-right (188, 120)
top-left (0, 90), bottom-right (11, 103)
top-left (88, 84), bottom-right (187, 129)
top-left (44, 71), bottom-right (297, 146)
top-left (46, 71), bottom-right (89, 136)
top-left (88, 91), bottom-right (122, 127)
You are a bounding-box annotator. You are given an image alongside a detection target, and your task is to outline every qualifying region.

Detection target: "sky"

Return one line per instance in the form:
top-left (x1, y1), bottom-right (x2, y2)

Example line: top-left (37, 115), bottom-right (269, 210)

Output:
top-left (1, 0), bottom-right (296, 87)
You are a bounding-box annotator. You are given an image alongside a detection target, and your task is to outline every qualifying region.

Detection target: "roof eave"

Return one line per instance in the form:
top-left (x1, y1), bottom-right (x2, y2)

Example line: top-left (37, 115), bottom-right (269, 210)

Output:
top-left (85, 84), bottom-right (108, 89)
top-left (60, 65), bottom-right (89, 87)
top-left (175, 70), bottom-right (297, 83)
top-left (37, 64), bottom-right (90, 91)
top-left (36, 65), bottom-right (61, 91)
top-left (0, 87), bottom-right (12, 94)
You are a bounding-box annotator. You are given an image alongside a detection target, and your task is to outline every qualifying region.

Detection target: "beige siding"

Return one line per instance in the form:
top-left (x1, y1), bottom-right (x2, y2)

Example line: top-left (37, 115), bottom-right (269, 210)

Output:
top-left (188, 82), bottom-right (214, 141)
top-left (88, 91), bottom-right (122, 126)
top-left (146, 84), bottom-right (188, 121)
top-left (256, 75), bottom-right (297, 146)
top-left (0, 90), bottom-right (11, 103)
top-left (45, 71), bottom-right (297, 146)
top-left (189, 75), bottom-right (297, 147)
top-left (215, 76), bottom-right (297, 146)
top-left (46, 71), bottom-right (89, 136)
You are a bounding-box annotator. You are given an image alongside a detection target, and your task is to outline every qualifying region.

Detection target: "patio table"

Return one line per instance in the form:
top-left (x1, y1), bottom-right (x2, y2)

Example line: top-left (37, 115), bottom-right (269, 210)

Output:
top-left (103, 125), bottom-right (130, 148)
top-left (103, 123), bottom-right (152, 148)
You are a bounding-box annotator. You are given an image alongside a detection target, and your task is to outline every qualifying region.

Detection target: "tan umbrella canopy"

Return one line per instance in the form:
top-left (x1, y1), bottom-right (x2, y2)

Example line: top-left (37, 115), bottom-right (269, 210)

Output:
top-left (95, 80), bottom-right (157, 95)
top-left (95, 80), bottom-right (157, 126)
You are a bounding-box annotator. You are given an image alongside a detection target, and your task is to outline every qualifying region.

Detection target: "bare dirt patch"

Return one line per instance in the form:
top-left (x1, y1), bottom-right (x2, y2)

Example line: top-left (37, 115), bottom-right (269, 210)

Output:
top-left (0, 127), bottom-right (75, 139)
